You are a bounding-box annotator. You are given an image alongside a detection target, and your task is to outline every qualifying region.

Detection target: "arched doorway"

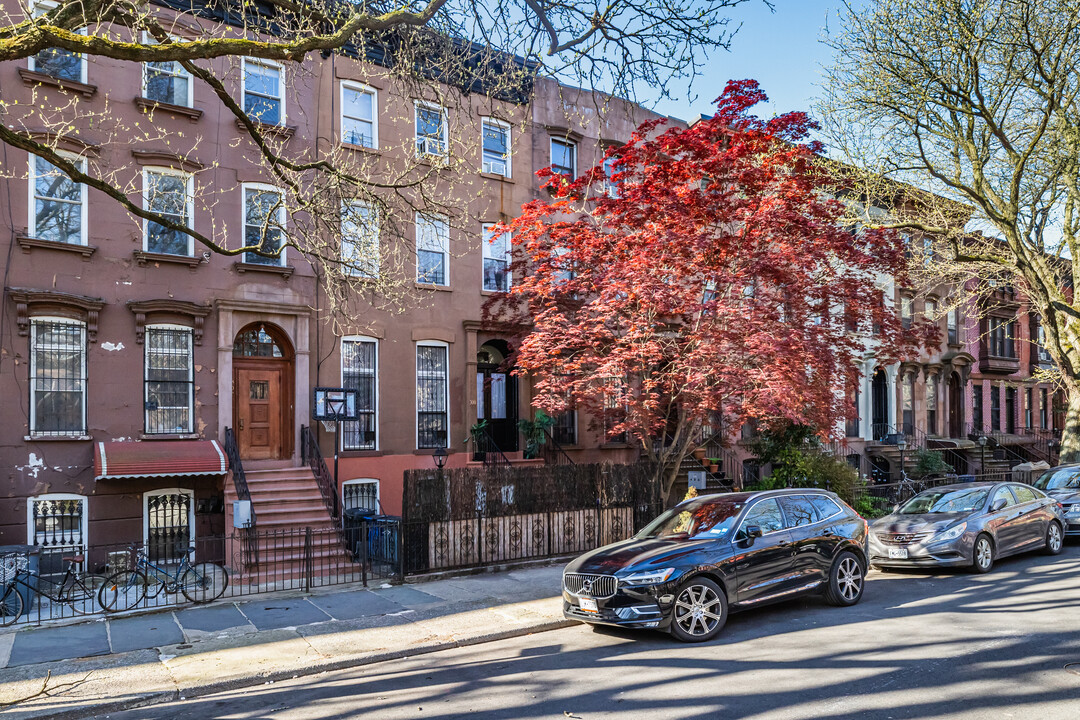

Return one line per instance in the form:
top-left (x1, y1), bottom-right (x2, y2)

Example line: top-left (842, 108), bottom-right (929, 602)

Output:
top-left (948, 373), bottom-right (963, 438)
top-left (871, 368), bottom-right (889, 440)
top-left (233, 322), bottom-right (294, 460)
top-left (477, 340), bottom-right (518, 452)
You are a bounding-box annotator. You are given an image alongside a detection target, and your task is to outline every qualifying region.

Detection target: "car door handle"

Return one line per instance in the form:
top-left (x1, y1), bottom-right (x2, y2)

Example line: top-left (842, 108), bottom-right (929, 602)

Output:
top-left (777, 540), bottom-right (791, 547)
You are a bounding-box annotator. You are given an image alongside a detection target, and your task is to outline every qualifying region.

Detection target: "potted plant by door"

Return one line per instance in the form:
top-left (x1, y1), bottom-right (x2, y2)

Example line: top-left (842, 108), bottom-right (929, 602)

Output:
top-left (707, 459), bottom-right (720, 473)
top-left (693, 447), bottom-right (707, 461)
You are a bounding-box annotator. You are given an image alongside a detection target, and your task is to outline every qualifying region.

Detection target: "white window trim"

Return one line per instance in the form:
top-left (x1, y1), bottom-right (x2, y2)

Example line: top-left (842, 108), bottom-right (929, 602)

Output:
top-left (480, 117), bottom-right (511, 177)
top-left (29, 316), bottom-right (87, 436)
top-left (340, 199), bottom-right (380, 278)
top-left (481, 222), bottom-right (512, 292)
top-left (341, 478), bottom-right (381, 516)
top-left (28, 19), bottom-right (87, 84)
top-left (28, 152), bottom-right (88, 246)
top-left (241, 182), bottom-right (287, 266)
top-left (414, 101), bottom-right (448, 158)
top-left (143, 487), bottom-right (195, 560)
top-left (550, 137), bottom-right (576, 178)
top-left (241, 57), bottom-right (286, 126)
top-left (144, 323), bottom-right (195, 434)
top-left (142, 167), bottom-right (195, 256)
top-left (140, 31), bottom-right (194, 107)
top-left (339, 80), bottom-right (378, 150)
top-left (416, 340), bottom-right (450, 450)
top-left (415, 212), bottom-right (449, 286)
top-left (341, 335), bottom-right (379, 451)
top-left (26, 493), bottom-right (89, 548)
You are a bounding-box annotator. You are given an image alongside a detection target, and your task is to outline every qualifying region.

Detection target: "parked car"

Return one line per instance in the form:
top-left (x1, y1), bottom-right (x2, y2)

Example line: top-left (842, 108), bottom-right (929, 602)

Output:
top-left (1032, 464), bottom-right (1080, 537)
top-left (562, 489), bottom-right (869, 643)
top-left (868, 481), bottom-right (1065, 573)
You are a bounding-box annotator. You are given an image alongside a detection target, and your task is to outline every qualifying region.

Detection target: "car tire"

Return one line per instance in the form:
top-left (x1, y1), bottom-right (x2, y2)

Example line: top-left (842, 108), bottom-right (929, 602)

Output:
top-left (668, 576), bottom-right (727, 643)
top-left (1043, 521), bottom-right (1064, 556)
top-left (971, 533), bottom-right (995, 573)
top-left (825, 551), bottom-right (865, 607)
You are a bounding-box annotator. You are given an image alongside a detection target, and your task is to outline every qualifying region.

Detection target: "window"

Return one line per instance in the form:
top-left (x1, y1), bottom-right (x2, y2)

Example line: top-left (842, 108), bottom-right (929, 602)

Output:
top-left (144, 326), bottom-right (194, 434)
top-left (1025, 387), bottom-right (1034, 429)
top-left (30, 319), bottom-right (87, 436)
top-left (1013, 485), bottom-right (1037, 504)
top-left (807, 495), bottom-right (842, 521)
top-left (242, 184), bottom-right (286, 265)
top-left (482, 223), bottom-right (511, 292)
top-left (602, 155), bottom-right (620, 196)
top-left (143, 168), bottom-right (193, 256)
top-left (742, 459), bottom-right (761, 486)
top-left (341, 201), bottom-right (379, 278)
top-left (481, 118), bottom-right (510, 176)
top-left (30, 155), bottom-right (86, 246)
top-left (900, 296), bottom-right (913, 329)
top-left (990, 485), bottom-right (1017, 509)
top-left (28, 494), bottom-right (88, 581)
top-left (342, 479), bottom-right (380, 513)
top-left (1005, 387), bottom-right (1016, 434)
top-left (1041, 388), bottom-right (1049, 429)
top-left (416, 213), bottom-right (449, 285)
top-left (342, 337), bottom-right (377, 450)
top-left (1036, 323), bottom-right (1052, 363)
top-left (550, 138), bottom-right (576, 178)
top-left (988, 317), bottom-right (1016, 358)
top-left (143, 34), bottom-right (192, 106)
top-left (417, 343), bottom-right (449, 448)
top-left (144, 489), bottom-right (194, 564)
top-left (948, 307), bottom-right (960, 345)
top-left (602, 376), bottom-right (628, 443)
top-left (415, 103), bottom-right (447, 157)
top-left (341, 82), bottom-right (377, 148)
top-left (902, 373), bottom-right (915, 435)
top-left (845, 385), bottom-right (860, 438)
top-left (552, 408), bottom-right (577, 446)
top-left (973, 385), bottom-right (983, 432)
top-left (926, 378), bottom-right (937, 435)
top-left (778, 496), bottom-right (818, 528)
top-left (990, 385), bottom-right (1001, 432)
top-left (242, 58), bottom-right (284, 125)
top-left (925, 298), bottom-right (937, 320)
top-left (737, 498), bottom-right (784, 536)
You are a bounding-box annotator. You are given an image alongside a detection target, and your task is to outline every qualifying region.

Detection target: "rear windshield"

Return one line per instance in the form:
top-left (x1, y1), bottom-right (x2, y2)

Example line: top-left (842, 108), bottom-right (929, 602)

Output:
top-left (1033, 468), bottom-right (1080, 491)
top-left (899, 487), bottom-right (990, 514)
top-left (636, 498), bottom-right (744, 540)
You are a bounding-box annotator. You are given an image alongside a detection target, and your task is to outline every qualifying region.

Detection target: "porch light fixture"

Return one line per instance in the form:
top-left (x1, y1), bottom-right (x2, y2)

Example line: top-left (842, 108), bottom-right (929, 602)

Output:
top-left (433, 446), bottom-right (448, 470)
top-left (978, 435), bottom-right (988, 475)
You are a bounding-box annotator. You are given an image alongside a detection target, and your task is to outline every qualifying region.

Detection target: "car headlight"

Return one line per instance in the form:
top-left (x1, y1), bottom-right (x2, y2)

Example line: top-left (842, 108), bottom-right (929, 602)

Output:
top-left (619, 568), bottom-right (675, 585)
top-left (1064, 504), bottom-right (1080, 516)
top-left (933, 522), bottom-right (967, 543)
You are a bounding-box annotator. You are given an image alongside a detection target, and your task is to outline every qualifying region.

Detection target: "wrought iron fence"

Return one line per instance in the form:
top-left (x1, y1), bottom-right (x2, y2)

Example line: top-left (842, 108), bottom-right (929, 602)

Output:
top-left (401, 461), bottom-right (660, 575)
top-left (849, 472), bottom-right (1012, 517)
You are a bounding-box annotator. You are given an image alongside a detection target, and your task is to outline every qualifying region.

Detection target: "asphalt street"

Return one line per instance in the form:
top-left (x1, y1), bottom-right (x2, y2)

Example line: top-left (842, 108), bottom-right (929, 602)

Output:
top-left (112, 545), bottom-right (1080, 720)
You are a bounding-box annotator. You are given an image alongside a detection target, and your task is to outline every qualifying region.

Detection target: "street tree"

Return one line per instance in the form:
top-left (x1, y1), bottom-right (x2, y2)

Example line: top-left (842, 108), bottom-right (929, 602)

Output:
top-left (821, 0), bottom-right (1080, 460)
top-left (488, 80), bottom-right (915, 501)
top-left (1, 0), bottom-right (761, 324)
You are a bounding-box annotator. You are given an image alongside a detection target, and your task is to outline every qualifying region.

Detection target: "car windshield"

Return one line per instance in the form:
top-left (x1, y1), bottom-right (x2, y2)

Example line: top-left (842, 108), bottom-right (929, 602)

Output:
top-left (898, 487), bottom-right (990, 514)
top-left (1033, 468), bottom-right (1080, 491)
top-left (636, 498), bottom-right (743, 540)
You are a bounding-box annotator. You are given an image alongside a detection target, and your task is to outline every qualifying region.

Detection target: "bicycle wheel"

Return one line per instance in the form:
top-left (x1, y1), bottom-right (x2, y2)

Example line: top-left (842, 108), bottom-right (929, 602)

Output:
top-left (68, 574), bottom-right (108, 615)
top-left (181, 563), bottom-right (228, 603)
top-left (0, 585), bottom-right (24, 626)
top-left (99, 570), bottom-right (148, 613)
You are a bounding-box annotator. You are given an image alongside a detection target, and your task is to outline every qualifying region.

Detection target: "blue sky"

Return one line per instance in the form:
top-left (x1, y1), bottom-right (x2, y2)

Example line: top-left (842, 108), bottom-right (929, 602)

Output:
top-left (647, 0), bottom-right (845, 122)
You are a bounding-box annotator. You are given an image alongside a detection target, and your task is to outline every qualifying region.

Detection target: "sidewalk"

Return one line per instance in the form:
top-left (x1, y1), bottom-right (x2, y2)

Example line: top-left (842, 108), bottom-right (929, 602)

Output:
top-left (0, 564), bottom-right (572, 719)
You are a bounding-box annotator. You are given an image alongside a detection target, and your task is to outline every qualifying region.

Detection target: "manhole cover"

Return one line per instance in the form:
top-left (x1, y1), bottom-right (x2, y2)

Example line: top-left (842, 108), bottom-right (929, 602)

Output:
top-left (1065, 663), bottom-right (1080, 676)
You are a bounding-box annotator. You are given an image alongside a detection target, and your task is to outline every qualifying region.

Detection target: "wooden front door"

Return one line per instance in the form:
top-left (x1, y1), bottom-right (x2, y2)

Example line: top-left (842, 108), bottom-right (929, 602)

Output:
top-left (235, 365), bottom-right (284, 460)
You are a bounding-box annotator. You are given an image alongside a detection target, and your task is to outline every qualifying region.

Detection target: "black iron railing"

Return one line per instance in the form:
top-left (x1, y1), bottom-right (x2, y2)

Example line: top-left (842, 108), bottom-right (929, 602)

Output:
top-left (471, 424), bottom-right (512, 466)
top-left (223, 427), bottom-right (256, 527)
top-left (542, 428), bottom-right (576, 465)
top-left (301, 424), bottom-right (340, 522)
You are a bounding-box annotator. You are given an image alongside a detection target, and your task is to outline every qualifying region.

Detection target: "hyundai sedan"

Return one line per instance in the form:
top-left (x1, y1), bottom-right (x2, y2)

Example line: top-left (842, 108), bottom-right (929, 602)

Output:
top-left (869, 481), bottom-right (1065, 573)
top-left (562, 489), bottom-right (869, 643)
top-left (1032, 464), bottom-right (1080, 537)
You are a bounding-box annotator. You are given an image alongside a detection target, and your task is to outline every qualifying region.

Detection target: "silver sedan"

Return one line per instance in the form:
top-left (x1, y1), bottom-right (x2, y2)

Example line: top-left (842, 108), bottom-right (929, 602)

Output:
top-left (869, 481), bottom-right (1066, 573)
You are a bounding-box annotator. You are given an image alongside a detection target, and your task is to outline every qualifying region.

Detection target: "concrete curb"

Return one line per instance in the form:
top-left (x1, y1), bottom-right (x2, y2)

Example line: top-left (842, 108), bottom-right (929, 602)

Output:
top-left (29, 618), bottom-right (580, 720)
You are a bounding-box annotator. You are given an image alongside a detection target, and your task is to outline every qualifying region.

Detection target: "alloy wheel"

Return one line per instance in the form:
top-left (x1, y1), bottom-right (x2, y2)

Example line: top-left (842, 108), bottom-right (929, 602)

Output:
top-left (1049, 523), bottom-right (1063, 553)
top-left (674, 584), bottom-right (723, 637)
top-left (975, 537), bottom-right (993, 570)
top-left (837, 556), bottom-right (863, 602)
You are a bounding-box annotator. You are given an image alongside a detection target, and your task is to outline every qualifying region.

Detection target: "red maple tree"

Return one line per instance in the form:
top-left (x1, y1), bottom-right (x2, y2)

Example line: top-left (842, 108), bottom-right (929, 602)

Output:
top-left (488, 80), bottom-right (917, 500)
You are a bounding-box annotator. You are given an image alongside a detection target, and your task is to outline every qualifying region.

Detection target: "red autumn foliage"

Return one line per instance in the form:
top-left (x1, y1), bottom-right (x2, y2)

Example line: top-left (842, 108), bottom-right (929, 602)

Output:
top-left (486, 80), bottom-right (921, 497)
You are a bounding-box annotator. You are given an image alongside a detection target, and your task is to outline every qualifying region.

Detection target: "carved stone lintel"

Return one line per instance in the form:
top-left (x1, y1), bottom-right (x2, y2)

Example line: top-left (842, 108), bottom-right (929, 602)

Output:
top-left (6, 288), bottom-right (105, 342)
top-left (235, 118), bottom-right (296, 139)
top-left (232, 262), bottom-right (294, 280)
top-left (126, 299), bottom-right (212, 345)
top-left (131, 149), bottom-right (205, 172)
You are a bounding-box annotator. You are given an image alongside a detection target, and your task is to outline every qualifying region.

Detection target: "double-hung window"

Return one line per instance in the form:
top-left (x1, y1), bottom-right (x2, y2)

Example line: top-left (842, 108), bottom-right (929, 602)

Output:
top-left (341, 201), bottom-right (379, 278)
top-left (243, 184), bottom-right (286, 265)
top-left (144, 168), bottom-right (193, 256)
top-left (144, 325), bottom-right (194, 434)
top-left (481, 118), bottom-right (510, 176)
top-left (602, 156), bottom-right (619, 196)
top-left (341, 82), bottom-right (377, 148)
top-left (29, 2), bottom-right (84, 84)
top-left (416, 213), bottom-right (449, 285)
top-left (415, 103), bottom-right (447, 157)
top-left (30, 155), bottom-right (86, 246)
top-left (342, 337), bottom-right (378, 450)
top-left (900, 296), bottom-right (913, 329)
top-left (481, 223), bottom-right (511, 292)
top-left (948, 307), bottom-right (960, 344)
top-left (30, 319), bottom-right (87, 436)
top-left (551, 138), bottom-right (576, 178)
top-left (142, 34), bottom-right (192, 106)
top-left (417, 343), bottom-right (449, 449)
top-left (243, 58), bottom-right (284, 125)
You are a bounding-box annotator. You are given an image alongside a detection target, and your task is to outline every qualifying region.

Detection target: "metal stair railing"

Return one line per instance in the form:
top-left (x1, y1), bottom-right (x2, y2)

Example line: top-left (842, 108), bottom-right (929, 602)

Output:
top-left (542, 428), bottom-right (576, 465)
top-left (471, 425), bottom-right (512, 466)
top-left (300, 424), bottom-right (340, 522)
top-left (224, 427), bottom-right (256, 527)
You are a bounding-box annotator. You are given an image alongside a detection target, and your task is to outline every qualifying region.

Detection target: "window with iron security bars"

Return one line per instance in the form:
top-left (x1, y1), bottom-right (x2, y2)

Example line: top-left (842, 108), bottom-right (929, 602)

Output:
top-left (343, 481), bottom-right (379, 513)
top-left (342, 339), bottom-right (377, 450)
top-left (30, 320), bottom-right (87, 436)
top-left (145, 327), bottom-right (194, 434)
top-left (146, 491), bottom-right (193, 564)
top-left (30, 496), bottom-right (87, 581)
top-left (417, 345), bottom-right (448, 449)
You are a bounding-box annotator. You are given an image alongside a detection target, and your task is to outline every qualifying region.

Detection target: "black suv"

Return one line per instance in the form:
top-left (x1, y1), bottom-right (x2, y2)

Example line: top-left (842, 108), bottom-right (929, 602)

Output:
top-left (562, 489), bottom-right (869, 642)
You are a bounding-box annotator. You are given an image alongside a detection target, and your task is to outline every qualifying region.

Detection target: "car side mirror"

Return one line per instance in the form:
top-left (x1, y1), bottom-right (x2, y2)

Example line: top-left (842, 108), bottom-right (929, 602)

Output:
top-left (990, 498), bottom-right (1007, 512)
top-left (745, 525), bottom-right (763, 539)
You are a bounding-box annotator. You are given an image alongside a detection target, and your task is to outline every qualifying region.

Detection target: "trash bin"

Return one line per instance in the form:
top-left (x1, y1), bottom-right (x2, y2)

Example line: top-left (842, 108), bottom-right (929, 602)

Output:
top-left (342, 508), bottom-right (374, 562)
top-left (0, 544), bottom-right (39, 619)
top-left (342, 510), bottom-right (400, 566)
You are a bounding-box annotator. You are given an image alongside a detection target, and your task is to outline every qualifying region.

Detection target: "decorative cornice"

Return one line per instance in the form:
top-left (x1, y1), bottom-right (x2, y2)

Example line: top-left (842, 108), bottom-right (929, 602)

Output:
top-left (6, 288), bottom-right (104, 341)
top-left (25, 130), bottom-right (100, 156)
top-left (126, 299), bottom-right (212, 346)
top-left (16, 235), bottom-right (97, 260)
top-left (131, 149), bottom-right (205, 172)
top-left (134, 96), bottom-right (203, 121)
top-left (235, 118), bottom-right (296, 139)
top-left (133, 249), bottom-right (204, 269)
top-left (19, 67), bottom-right (97, 98)
top-left (232, 262), bottom-right (294, 279)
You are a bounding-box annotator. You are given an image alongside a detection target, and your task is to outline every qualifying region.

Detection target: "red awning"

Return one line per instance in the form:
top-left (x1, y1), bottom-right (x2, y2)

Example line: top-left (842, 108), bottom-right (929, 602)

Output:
top-left (94, 440), bottom-right (228, 480)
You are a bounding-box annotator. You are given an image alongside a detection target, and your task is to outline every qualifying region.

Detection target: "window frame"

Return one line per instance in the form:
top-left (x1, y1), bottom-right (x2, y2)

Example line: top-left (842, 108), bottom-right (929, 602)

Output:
top-left (341, 478), bottom-right (381, 514)
top-left (241, 182), bottom-right (287, 266)
top-left (143, 487), bottom-right (195, 563)
top-left (26, 492), bottom-right (88, 546)
top-left (142, 166), bottom-right (195, 256)
top-left (143, 323), bottom-right (195, 435)
top-left (415, 340), bottom-right (450, 450)
top-left (28, 9), bottom-right (87, 84)
top-left (481, 222), bottom-right (512, 292)
top-left (339, 80), bottom-right (378, 149)
top-left (241, 57), bottom-right (285, 126)
top-left (340, 199), bottom-right (380, 278)
top-left (735, 497), bottom-right (785, 539)
top-left (415, 212), bottom-right (449, 286)
top-left (140, 31), bottom-right (193, 107)
top-left (550, 137), bottom-right (577, 178)
top-left (29, 316), bottom-right (88, 437)
top-left (28, 152), bottom-right (88, 246)
top-left (414, 101), bottom-right (448, 158)
top-left (341, 335), bottom-right (379, 451)
top-left (481, 117), bottom-right (511, 177)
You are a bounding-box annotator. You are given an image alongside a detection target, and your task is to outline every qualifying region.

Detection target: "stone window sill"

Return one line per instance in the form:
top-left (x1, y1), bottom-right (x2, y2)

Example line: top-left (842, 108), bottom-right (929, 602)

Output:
top-left (479, 172), bottom-right (513, 183)
top-left (25, 434), bottom-right (92, 442)
top-left (134, 250), bottom-right (203, 269)
top-left (134, 96), bottom-right (203, 121)
top-left (17, 235), bottom-right (96, 260)
top-left (235, 118), bottom-right (296, 139)
top-left (341, 141), bottom-right (381, 154)
top-left (340, 450), bottom-right (384, 458)
top-left (233, 261), bottom-right (295, 279)
top-left (19, 68), bottom-right (97, 97)
top-left (415, 282), bottom-right (452, 292)
top-left (139, 433), bottom-right (200, 441)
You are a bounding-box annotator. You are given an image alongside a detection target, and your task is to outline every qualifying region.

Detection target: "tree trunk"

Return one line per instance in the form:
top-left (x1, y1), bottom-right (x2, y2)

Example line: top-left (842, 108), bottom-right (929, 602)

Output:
top-left (1060, 387), bottom-right (1080, 464)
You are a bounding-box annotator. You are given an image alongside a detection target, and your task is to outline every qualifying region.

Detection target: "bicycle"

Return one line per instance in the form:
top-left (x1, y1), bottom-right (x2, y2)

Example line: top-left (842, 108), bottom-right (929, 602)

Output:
top-left (1, 553), bottom-right (108, 626)
top-left (99, 544), bottom-right (228, 613)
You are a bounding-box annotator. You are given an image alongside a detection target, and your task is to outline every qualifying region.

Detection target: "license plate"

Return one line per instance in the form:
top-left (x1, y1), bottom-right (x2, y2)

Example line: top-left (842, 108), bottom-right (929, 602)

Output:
top-left (888, 547), bottom-right (909, 559)
top-left (579, 597), bottom-right (598, 613)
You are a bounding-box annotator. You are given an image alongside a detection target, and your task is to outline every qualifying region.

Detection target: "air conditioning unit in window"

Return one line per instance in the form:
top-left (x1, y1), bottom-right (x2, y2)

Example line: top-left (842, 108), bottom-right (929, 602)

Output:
top-left (483, 160), bottom-right (507, 176)
top-left (417, 137), bottom-right (445, 156)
